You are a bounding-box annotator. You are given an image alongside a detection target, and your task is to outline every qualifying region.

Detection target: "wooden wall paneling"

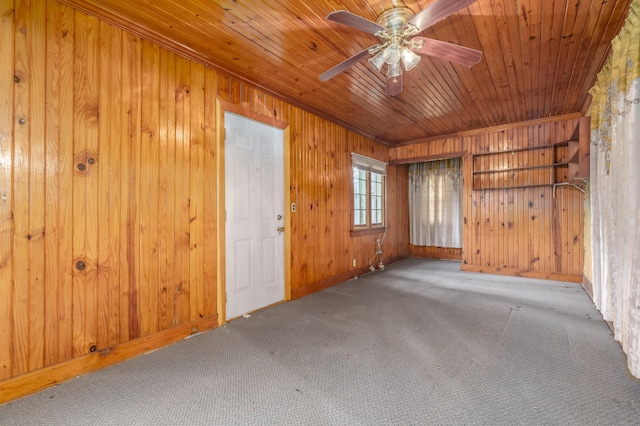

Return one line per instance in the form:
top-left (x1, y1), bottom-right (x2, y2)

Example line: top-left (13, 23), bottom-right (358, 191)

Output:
top-left (505, 130), bottom-right (515, 270)
top-left (151, 40), bottom-right (162, 332)
top-left (71, 10), bottom-right (85, 357)
top-left (138, 40), bottom-right (150, 337)
top-left (43, 0), bottom-right (59, 367)
top-left (189, 61), bottom-right (205, 322)
top-left (557, 120), bottom-right (569, 273)
top-left (118, 32), bottom-right (131, 342)
top-left (176, 56), bottom-right (191, 325)
top-left (202, 67), bottom-right (217, 318)
top-left (81, 12), bottom-right (100, 355)
top-left (13, 0), bottom-right (33, 376)
top-left (410, 245), bottom-right (462, 260)
top-left (543, 124), bottom-right (552, 272)
top-left (0, 0), bottom-right (14, 372)
top-left (173, 55), bottom-right (185, 325)
top-left (326, 123), bottom-right (337, 277)
top-left (126, 31), bottom-right (143, 341)
top-left (24, 0), bottom-right (46, 374)
top-left (54, 2), bottom-right (75, 363)
top-left (104, 20), bottom-right (122, 348)
top-left (399, 116), bottom-right (583, 280)
top-left (0, 0), bottom-right (14, 380)
top-left (289, 106), bottom-right (301, 290)
top-left (574, 190), bottom-right (584, 274)
top-left (96, 20), bottom-right (110, 350)
top-left (159, 47), bottom-right (174, 329)
top-left (337, 126), bottom-right (349, 273)
top-left (316, 118), bottom-right (326, 279)
top-left (308, 114), bottom-right (319, 282)
top-left (325, 122), bottom-right (334, 278)
top-left (299, 108), bottom-right (308, 280)
top-left (0, 0), bottom-right (408, 394)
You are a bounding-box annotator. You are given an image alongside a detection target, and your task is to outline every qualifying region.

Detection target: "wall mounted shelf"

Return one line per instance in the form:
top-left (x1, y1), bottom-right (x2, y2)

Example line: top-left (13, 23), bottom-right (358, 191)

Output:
top-left (471, 117), bottom-right (590, 191)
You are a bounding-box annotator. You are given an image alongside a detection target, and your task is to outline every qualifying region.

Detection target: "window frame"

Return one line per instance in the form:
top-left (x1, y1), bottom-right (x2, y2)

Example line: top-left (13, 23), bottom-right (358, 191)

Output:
top-left (351, 153), bottom-right (387, 237)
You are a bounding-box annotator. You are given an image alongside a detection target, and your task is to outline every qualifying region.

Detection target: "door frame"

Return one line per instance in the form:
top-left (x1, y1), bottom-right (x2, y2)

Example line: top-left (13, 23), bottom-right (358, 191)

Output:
top-left (215, 99), bottom-right (291, 324)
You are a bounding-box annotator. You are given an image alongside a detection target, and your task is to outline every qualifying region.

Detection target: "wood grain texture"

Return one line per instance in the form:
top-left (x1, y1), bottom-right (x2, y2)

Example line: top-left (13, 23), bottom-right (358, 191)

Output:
top-left (55, 0), bottom-right (633, 144)
top-left (0, 0), bottom-right (15, 382)
top-left (1, 0), bottom-right (409, 393)
top-left (393, 115), bottom-right (585, 280)
top-left (410, 246), bottom-right (462, 261)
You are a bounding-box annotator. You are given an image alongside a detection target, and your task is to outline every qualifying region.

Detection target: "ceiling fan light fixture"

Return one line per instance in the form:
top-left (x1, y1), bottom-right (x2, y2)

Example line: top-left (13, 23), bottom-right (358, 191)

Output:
top-left (387, 61), bottom-right (403, 78)
top-left (368, 51), bottom-right (386, 72)
top-left (382, 43), bottom-right (402, 65)
top-left (401, 47), bottom-right (421, 71)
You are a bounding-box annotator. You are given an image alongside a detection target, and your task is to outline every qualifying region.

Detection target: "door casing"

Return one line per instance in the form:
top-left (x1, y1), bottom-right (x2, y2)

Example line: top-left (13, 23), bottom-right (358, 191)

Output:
top-left (216, 100), bottom-right (291, 324)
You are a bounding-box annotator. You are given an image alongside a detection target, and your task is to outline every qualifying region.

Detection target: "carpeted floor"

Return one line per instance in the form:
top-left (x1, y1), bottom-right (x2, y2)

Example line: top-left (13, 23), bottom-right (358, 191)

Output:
top-left (1, 258), bottom-right (639, 425)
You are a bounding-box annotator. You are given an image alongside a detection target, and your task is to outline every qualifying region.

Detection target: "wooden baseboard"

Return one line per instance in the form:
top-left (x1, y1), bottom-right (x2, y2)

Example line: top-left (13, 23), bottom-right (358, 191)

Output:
top-left (410, 245), bottom-right (462, 260)
top-left (460, 264), bottom-right (582, 283)
top-left (0, 315), bottom-right (218, 405)
top-left (291, 254), bottom-right (409, 299)
top-left (581, 275), bottom-right (594, 301)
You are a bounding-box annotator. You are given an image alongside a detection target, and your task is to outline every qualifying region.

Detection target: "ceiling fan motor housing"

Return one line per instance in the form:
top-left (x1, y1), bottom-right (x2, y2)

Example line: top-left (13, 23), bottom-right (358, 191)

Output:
top-left (376, 6), bottom-right (415, 35)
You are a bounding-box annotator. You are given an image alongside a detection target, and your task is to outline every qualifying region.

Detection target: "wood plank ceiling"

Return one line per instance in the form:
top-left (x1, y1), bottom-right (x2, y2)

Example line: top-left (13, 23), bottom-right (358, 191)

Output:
top-left (58, 0), bottom-right (633, 145)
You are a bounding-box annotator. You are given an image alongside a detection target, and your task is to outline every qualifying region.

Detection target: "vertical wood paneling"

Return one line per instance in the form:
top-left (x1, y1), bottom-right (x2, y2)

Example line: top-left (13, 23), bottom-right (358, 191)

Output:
top-left (0, 0), bottom-right (15, 380)
top-left (189, 61), bottom-right (204, 322)
top-left (13, 0), bottom-right (32, 376)
top-left (202, 67), bottom-right (216, 317)
top-left (96, 20), bottom-right (110, 352)
top-left (44, 0), bottom-right (62, 365)
top-left (26, 0), bottom-right (46, 373)
top-left (57, 0), bottom-right (74, 362)
top-left (2, 0), bottom-right (410, 391)
top-left (394, 116), bottom-right (584, 280)
top-left (118, 32), bottom-right (132, 342)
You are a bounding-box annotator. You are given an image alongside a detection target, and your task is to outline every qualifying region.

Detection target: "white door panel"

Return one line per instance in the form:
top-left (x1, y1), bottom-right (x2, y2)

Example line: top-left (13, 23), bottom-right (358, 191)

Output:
top-left (225, 112), bottom-right (284, 320)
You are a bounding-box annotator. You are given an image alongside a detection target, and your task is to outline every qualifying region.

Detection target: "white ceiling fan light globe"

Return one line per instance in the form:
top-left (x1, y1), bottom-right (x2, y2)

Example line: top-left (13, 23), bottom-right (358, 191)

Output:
top-left (382, 43), bottom-right (402, 65)
top-left (387, 61), bottom-right (403, 78)
top-left (401, 47), bottom-right (421, 71)
top-left (368, 51), bottom-right (386, 72)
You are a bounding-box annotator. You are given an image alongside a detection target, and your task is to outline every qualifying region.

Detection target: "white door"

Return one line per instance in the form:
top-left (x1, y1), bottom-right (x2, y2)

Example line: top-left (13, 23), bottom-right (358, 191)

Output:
top-left (224, 112), bottom-right (285, 320)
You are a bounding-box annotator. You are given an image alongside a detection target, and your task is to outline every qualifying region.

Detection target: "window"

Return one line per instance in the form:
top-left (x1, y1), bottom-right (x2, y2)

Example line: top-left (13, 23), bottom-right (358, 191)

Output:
top-left (351, 153), bottom-right (386, 235)
top-left (408, 159), bottom-right (462, 248)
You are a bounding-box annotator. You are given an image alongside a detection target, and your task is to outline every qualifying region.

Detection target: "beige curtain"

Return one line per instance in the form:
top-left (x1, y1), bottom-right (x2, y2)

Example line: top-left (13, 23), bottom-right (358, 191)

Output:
top-left (589, 0), bottom-right (640, 379)
top-left (409, 159), bottom-right (462, 248)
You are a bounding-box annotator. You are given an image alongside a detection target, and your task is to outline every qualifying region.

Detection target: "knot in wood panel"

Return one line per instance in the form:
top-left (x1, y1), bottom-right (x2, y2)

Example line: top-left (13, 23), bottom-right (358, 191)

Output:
top-left (74, 150), bottom-right (98, 177)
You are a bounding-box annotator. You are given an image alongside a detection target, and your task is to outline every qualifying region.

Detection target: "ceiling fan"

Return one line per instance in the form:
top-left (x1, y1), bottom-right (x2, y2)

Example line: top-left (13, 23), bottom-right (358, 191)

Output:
top-left (319, 0), bottom-right (483, 96)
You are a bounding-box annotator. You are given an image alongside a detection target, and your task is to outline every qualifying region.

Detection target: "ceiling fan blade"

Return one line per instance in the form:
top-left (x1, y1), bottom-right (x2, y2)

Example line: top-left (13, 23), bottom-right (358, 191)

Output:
top-left (326, 10), bottom-right (386, 35)
top-left (412, 37), bottom-right (482, 67)
top-left (386, 74), bottom-right (403, 96)
top-left (319, 48), bottom-right (372, 81)
top-left (407, 0), bottom-right (477, 34)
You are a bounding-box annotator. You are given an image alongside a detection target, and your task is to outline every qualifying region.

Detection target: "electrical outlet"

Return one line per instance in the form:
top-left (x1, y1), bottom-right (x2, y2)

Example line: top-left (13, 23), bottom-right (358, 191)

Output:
top-left (291, 202), bottom-right (296, 212)
top-left (352, 258), bottom-right (356, 267)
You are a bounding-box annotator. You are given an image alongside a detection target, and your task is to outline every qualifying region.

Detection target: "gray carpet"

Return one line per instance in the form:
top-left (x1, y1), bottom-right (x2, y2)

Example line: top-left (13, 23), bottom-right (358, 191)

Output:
top-left (1, 258), bottom-right (639, 425)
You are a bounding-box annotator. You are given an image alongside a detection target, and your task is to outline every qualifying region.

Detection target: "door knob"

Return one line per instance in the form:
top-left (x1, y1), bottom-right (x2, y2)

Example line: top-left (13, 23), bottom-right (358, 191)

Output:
top-left (277, 226), bottom-right (285, 234)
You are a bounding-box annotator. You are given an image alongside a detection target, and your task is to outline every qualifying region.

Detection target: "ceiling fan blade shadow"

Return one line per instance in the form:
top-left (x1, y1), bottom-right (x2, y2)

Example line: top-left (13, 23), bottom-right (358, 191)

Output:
top-left (326, 10), bottom-right (386, 35)
top-left (407, 0), bottom-right (477, 34)
top-left (386, 73), bottom-right (403, 96)
top-left (319, 48), bottom-right (373, 81)
top-left (412, 37), bottom-right (482, 67)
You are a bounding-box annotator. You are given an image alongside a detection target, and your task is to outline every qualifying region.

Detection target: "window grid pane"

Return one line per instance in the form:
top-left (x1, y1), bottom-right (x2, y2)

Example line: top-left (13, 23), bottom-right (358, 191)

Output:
top-left (371, 172), bottom-right (384, 225)
top-left (353, 169), bottom-right (367, 226)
